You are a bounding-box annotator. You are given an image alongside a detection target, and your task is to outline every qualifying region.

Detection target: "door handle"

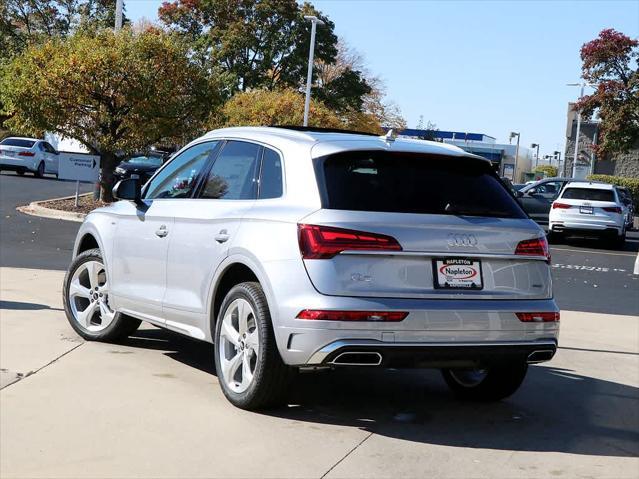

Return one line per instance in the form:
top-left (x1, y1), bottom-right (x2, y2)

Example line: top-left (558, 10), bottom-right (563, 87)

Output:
top-left (215, 229), bottom-right (229, 243)
top-left (155, 225), bottom-right (169, 238)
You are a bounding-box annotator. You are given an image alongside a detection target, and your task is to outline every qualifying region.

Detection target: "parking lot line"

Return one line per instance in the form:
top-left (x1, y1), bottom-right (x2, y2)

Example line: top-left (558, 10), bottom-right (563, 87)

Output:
top-left (550, 247), bottom-right (637, 258)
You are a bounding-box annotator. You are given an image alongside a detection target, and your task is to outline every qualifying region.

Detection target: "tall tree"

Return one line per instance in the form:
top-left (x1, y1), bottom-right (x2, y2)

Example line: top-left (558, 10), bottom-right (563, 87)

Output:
top-left (1, 29), bottom-right (216, 200)
top-left (315, 42), bottom-right (406, 128)
top-left (158, 0), bottom-right (338, 94)
top-left (0, 0), bottom-right (124, 58)
top-left (577, 28), bottom-right (639, 155)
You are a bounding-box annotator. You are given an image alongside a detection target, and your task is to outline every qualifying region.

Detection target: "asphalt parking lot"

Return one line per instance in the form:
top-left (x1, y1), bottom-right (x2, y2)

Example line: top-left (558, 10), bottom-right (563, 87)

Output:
top-left (1, 172), bottom-right (638, 478)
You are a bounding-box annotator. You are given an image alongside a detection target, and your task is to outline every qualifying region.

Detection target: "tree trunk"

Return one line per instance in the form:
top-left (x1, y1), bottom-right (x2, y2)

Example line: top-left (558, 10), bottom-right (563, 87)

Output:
top-left (99, 151), bottom-right (118, 203)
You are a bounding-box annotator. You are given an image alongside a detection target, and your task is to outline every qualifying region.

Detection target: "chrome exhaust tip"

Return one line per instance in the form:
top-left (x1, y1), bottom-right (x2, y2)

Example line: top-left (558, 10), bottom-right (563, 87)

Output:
top-left (331, 351), bottom-right (383, 366)
top-left (527, 349), bottom-right (555, 364)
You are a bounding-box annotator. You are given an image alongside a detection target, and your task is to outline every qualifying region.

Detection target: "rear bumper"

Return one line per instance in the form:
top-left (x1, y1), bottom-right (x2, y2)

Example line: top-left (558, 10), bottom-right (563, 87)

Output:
top-left (550, 221), bottom-right (623, 235)
top-left (0, 157), bottom-right (36, 172)
top-left (306, 339), bottom-right (558, 367)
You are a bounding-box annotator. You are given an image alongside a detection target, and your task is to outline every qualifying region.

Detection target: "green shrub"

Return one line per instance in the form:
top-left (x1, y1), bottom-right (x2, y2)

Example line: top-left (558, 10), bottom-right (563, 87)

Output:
top-left (533, 165), bottom-right (558, 178)
top-left (587, 174), bottom-right (639, 208)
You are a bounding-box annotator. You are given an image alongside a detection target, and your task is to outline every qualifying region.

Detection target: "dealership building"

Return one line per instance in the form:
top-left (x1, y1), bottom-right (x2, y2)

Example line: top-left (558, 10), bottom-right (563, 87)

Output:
top-left (394, 129), bottom-right (533, 182)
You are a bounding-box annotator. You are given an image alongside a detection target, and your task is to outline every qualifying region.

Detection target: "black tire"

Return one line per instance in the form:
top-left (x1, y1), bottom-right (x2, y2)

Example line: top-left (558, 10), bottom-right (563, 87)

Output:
top-left (442, 362), bottom-right (528, 401)
top-left (34, 161), bottom-right (45, 178)
top-left (214, 281), bottom-right (293, 410)
top-left (547, 230), bottom-right (562, 244)
top-left (63, 248), bottom-right (141, 342)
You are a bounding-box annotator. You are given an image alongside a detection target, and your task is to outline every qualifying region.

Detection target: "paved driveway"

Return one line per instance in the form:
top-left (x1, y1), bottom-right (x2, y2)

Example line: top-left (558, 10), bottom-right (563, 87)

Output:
top-left (0, 172), bottom-right (91, 270)
top-left (1, 268), bottom-right (638, 478)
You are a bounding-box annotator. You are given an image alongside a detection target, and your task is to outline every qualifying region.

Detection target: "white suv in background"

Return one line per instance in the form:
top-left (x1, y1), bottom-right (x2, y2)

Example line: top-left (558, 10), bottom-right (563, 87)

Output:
top-left (64, 127), bottom-right (559, 410)
top-left (0, 137), bottom-right (59, 177)
top-left (549, 181), bottom-right (626, 246)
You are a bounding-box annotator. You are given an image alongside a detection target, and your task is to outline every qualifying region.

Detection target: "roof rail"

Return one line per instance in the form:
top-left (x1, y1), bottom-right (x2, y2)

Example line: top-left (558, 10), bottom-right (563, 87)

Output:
top-left (270, 125), bottom-right (379, 137)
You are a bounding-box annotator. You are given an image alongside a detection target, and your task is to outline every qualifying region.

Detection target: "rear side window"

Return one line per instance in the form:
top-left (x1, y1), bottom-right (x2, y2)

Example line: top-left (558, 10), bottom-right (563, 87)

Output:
top-left (318, 151), bottom-right (526, 219)
top-left (0, 138), bottom-right (35, 148)
top-left (258, 148), bottom-right (283, 199)
top-left (562, 188), bottom-right (615, 202)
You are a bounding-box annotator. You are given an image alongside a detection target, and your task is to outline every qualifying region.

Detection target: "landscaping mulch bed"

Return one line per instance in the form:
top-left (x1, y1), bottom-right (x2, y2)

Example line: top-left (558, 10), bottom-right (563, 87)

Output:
top-left (40, 194), bottom-right (109, 215)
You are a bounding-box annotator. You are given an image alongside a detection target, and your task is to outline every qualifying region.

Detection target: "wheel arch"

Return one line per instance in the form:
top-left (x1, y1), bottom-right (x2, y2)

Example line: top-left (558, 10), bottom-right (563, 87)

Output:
top-left (208, 255), bottom-right (277, 342)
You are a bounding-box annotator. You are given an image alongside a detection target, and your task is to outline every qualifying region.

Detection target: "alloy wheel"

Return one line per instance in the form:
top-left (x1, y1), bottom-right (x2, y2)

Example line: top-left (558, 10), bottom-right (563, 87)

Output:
top-left (218, 298), bottom-right (260, 394)
top-left (68, 260), bottom-right (115, 332)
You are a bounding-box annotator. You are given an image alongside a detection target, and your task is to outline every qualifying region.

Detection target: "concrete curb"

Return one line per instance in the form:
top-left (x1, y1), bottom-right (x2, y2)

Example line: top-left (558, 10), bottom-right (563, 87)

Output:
top-left (16, 194), bottom-right (91, 223)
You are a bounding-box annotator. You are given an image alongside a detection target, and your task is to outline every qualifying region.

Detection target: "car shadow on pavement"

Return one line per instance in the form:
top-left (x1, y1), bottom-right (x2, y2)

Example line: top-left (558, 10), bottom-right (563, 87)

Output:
top-left (124, 327), bottom-right (638, 459)
top-left (0, 300), bottom-right (64, 312)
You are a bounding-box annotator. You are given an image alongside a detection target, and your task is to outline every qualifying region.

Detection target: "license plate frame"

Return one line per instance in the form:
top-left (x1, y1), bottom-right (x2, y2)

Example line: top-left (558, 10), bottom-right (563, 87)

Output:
top-left (432, 258), bottom-right (483, 290)
top-left (580, 206), bottom-right (594, 215)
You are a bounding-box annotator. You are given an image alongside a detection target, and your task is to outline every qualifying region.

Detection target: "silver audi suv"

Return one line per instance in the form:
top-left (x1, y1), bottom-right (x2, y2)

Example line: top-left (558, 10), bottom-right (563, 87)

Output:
top-left (63, 126), bottom-right (559, 410)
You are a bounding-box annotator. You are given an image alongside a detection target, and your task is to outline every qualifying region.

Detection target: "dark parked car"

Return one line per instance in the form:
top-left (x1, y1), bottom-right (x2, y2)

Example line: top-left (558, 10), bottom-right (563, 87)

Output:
top-left (515, 177), bottom-right (572, 224)
top-left (113, 153), bottom-right (166, 183)
top-left (616, 186), bottom-right (635, 230)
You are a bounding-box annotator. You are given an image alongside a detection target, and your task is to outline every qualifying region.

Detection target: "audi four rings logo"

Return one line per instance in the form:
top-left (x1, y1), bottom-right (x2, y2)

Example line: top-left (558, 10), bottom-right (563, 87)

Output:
top-left (447, 233), bottom-right (478, 247)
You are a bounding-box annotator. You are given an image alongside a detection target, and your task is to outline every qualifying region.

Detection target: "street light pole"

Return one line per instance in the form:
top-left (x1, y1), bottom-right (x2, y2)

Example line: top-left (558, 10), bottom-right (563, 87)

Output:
top-left (303, 15), bottom-right (324, 127)
top-left (115, 0), bottom-right (124, 31)
top-left (531, 143), bottom-right (540, 168)
top-left (554, 150), bottom-right (561, 175)
top-left (509, 132), bottom-right (520, 182)
top-left (567, 82), bottom-right (594, 178)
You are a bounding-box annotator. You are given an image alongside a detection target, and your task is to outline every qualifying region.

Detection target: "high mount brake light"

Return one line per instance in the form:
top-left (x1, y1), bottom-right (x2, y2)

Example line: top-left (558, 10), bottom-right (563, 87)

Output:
top-left (516, 312), bottom-right (560, 322)
top-left (297, 310), bottom-right (408, 322)
top-left (515, 237), bottom-right (550, 263)
top-left (298, 224), bottom-right (402, 259)
top-left (552, 203), bottom-right (572, 209)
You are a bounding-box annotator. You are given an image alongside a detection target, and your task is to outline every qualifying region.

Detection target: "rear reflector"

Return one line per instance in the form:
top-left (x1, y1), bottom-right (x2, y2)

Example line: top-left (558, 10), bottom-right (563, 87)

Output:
top-left (297, 310), bottom-right (408, 322)
top-left (603, 206), bottom-right (622, 213)
top-left (516, 312), bottom-right (560, 322)
top-left (515, 237), bottom-right (550, 262)
top-left (18, 151), bottom-right (35, 157)
top-left (552, 202), bottom-right (572, 209)
top-left (298, 224), bottom-right (402, 259)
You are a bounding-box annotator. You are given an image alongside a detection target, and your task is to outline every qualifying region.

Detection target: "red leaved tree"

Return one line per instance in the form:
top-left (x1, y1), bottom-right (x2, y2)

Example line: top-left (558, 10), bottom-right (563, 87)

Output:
top-left (577, 28), bottom-right (639, 155)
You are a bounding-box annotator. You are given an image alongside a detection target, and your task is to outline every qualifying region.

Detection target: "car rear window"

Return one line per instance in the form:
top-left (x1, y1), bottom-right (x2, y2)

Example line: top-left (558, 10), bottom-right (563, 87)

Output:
top-left (317, 151), bottom-right (526, 218)
top-left (562, 188), bottom-right (615, 202)
top-left (0, 138), bottom-right (35, 148)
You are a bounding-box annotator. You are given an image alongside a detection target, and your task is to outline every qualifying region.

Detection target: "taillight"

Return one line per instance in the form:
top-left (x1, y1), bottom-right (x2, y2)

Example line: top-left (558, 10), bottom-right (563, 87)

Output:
top-left (298, 224), bottom-right (402, 259)
top-left (552, 202), bottom-right (572, 209)
top-left (297, 310), bottom-right (408, 322)
top-left (516, 312), bottom-right (560, 322)
top-left (515, 237), bottom-right (550, 263)
top-left (603, 206), bottom-right (622, 214)
top-left (18, 151), bottom-right (35, 157)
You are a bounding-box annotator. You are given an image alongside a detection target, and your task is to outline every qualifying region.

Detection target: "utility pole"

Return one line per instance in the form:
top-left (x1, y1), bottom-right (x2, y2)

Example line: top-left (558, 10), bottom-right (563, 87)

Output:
top-left (303, 15), bottom-right (324, 127)
top-left (115, 0), bottom-right (123, 31)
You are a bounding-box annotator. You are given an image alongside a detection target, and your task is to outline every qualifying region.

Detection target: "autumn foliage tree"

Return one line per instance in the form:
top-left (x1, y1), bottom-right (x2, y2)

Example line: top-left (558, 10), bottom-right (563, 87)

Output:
top-left (214, 88), bottom-right (343, 129)
top-left (1, 29), bottom-right (215, 200)
top-left (577, 28), bottom-right (639, 155)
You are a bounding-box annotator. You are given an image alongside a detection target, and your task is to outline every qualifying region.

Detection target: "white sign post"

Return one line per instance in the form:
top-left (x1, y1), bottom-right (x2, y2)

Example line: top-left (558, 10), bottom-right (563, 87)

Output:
top-left (58, 152), bottom-right (101, 207)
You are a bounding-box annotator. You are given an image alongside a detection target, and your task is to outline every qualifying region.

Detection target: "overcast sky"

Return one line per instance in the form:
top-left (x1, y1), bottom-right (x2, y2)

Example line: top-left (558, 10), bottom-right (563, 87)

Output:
top-left (125, 0), bottom-right (639, 157)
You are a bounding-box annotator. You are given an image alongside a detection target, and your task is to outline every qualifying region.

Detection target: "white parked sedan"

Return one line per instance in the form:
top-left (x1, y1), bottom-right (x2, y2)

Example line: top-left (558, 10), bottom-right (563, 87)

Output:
top-left (548, 182), bottom-right (626, 246)
top-left (0, 137), bottom-right (59, 177)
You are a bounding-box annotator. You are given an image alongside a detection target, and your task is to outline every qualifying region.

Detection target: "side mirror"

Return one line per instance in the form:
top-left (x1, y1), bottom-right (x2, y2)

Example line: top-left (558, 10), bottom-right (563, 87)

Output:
top-left (113, 177), bottom-right (141, 203)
